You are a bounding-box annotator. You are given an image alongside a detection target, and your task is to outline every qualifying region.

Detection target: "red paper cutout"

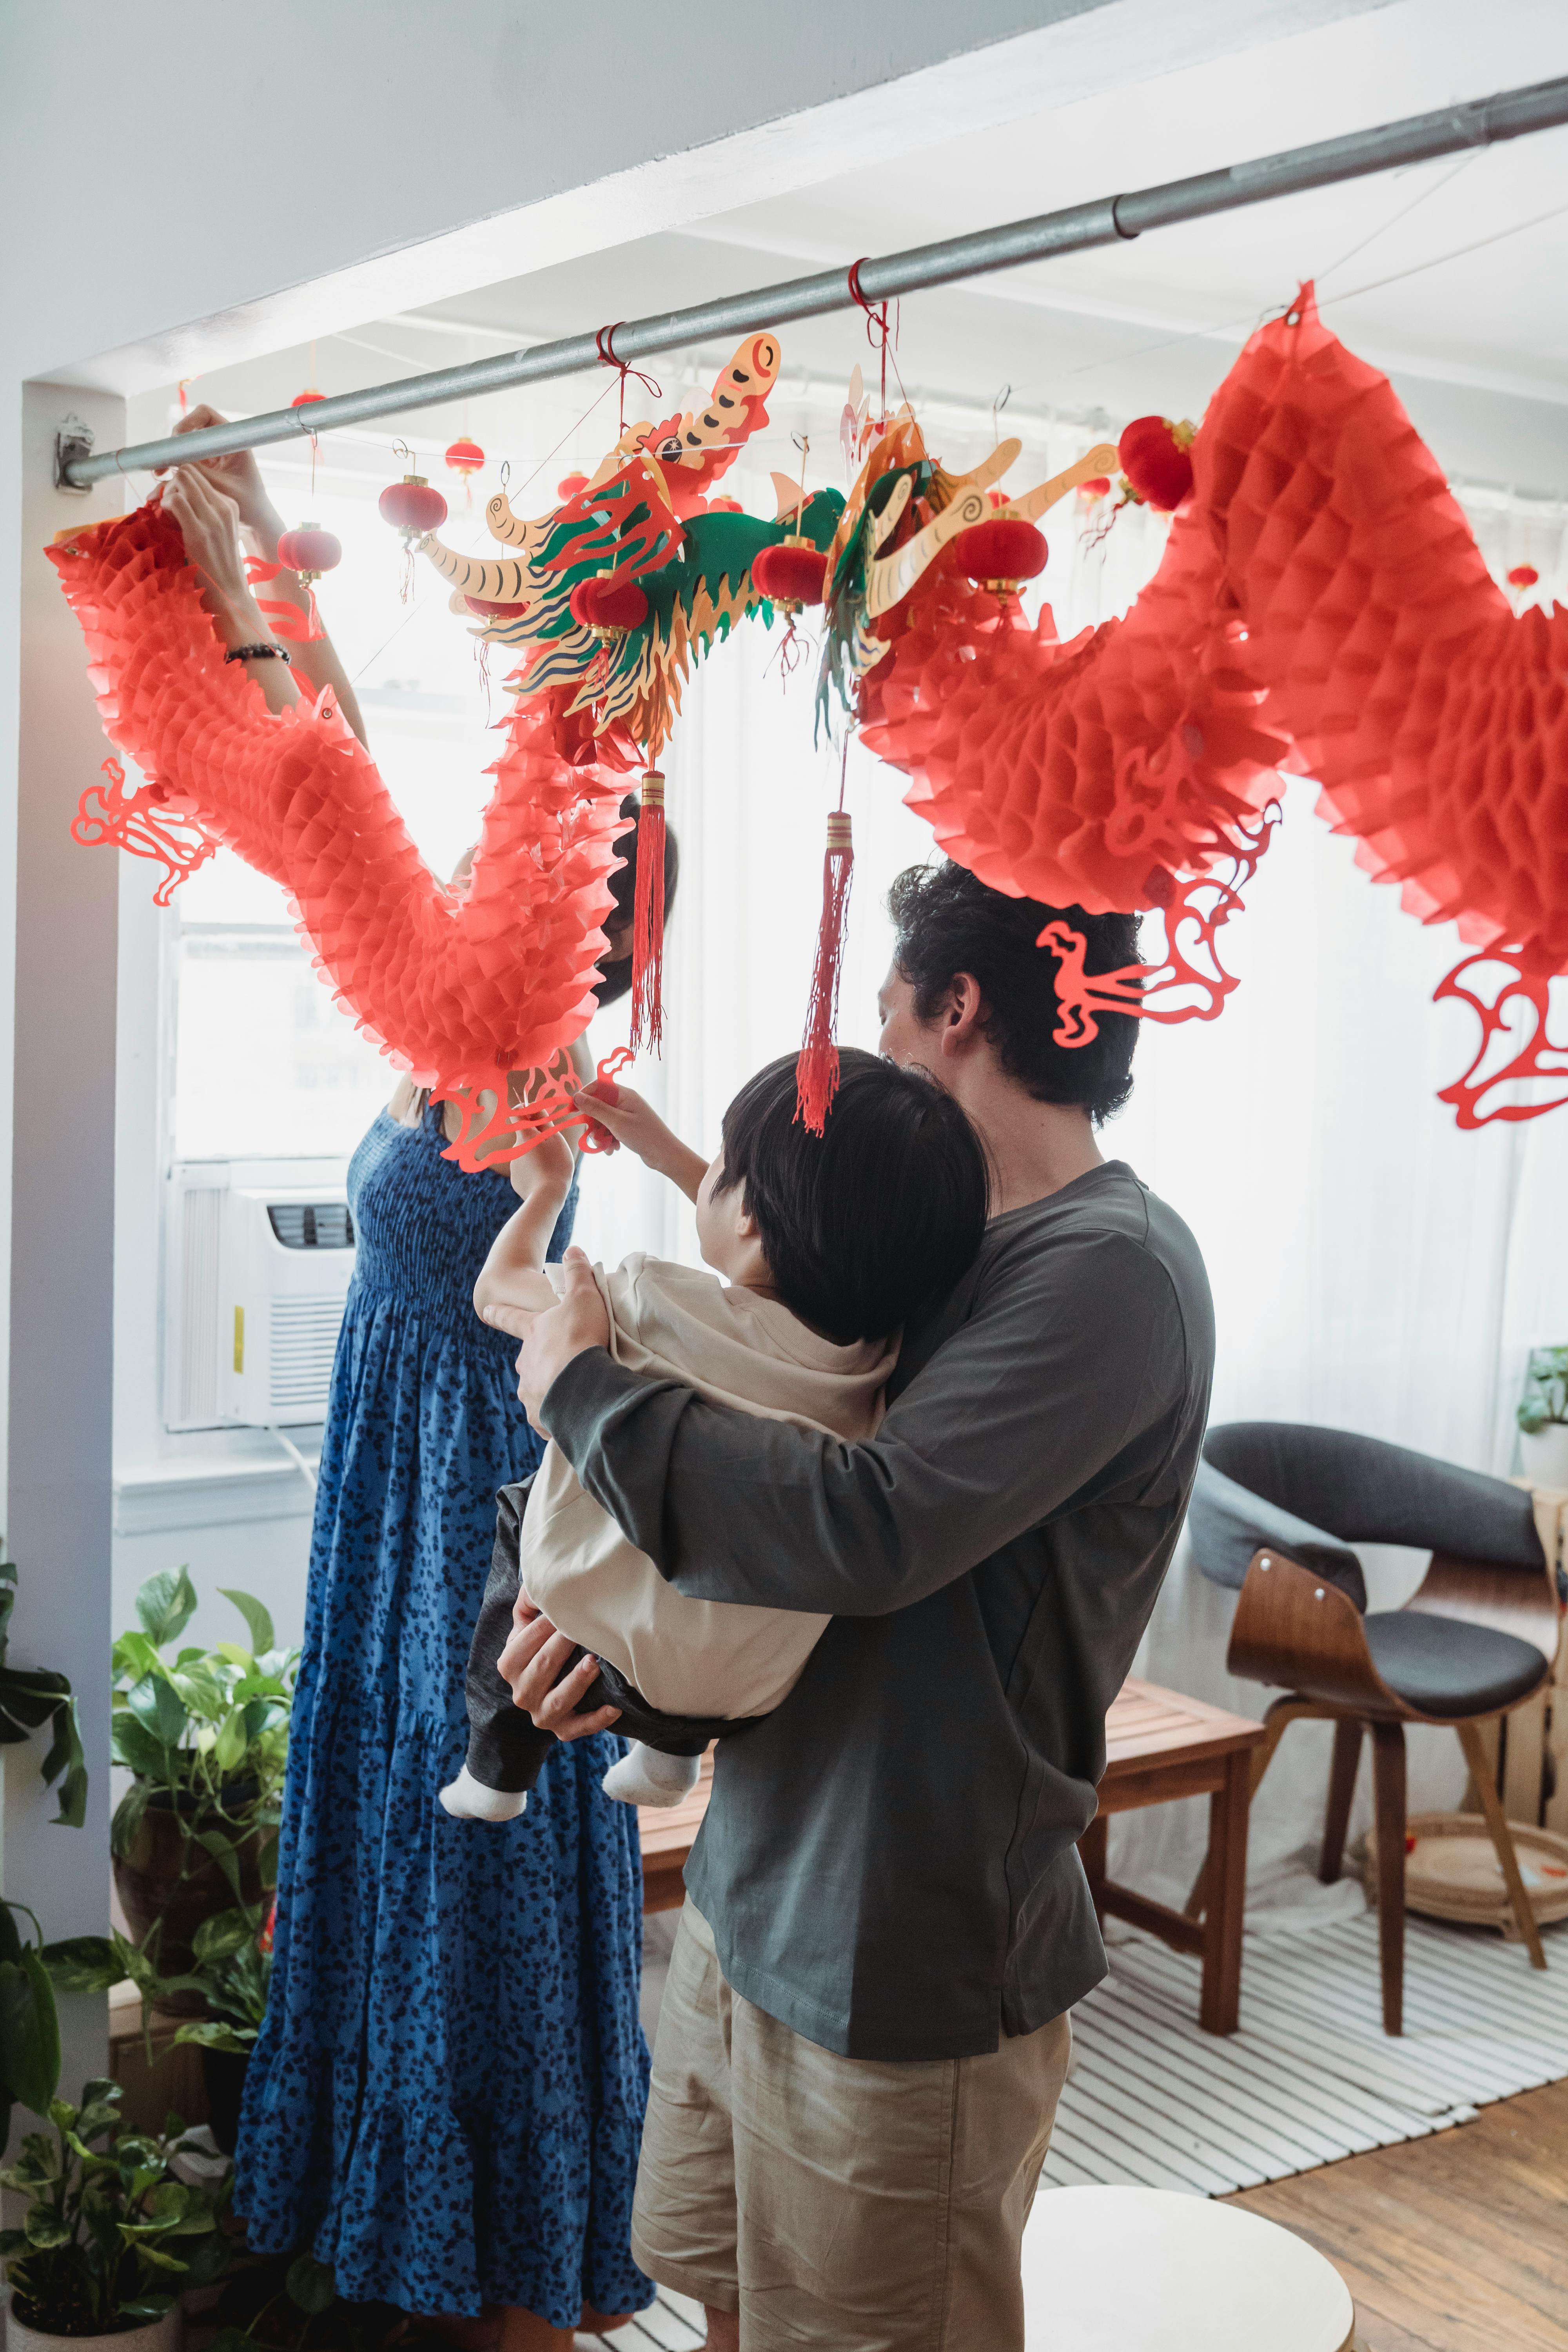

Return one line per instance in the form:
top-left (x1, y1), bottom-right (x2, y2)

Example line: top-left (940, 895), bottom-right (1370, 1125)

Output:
top-left (1434, 952), bottom-right (1568, 1129)
top-left (71, 757), bottom-right (217, 907)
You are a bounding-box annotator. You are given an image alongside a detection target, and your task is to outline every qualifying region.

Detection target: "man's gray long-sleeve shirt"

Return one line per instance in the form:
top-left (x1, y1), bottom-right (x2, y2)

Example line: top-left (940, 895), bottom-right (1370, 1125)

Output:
top-left (546, 1160), bottom-right (1214, 2062)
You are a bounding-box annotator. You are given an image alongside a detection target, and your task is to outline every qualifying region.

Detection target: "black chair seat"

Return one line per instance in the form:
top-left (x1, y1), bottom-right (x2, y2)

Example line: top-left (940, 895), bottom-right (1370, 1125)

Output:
top-left (1363, 1612), bottom-right (1546, 1717)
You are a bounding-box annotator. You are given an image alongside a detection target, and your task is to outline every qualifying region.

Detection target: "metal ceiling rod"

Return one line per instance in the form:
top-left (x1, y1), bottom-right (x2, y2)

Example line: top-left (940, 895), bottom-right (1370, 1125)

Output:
top-left (58, 71), bottom-right (1568, 490)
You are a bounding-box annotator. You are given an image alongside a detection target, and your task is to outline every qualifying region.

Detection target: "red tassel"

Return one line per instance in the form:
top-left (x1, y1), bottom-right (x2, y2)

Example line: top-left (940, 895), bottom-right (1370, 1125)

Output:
top-left (630, 770), bottom-right (666, 1054)
top-left (796, 811), bottom-right (854, 1134)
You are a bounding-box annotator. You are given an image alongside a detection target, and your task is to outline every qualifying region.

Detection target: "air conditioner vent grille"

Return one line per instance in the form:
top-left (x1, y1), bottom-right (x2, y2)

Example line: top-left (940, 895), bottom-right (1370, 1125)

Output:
top-left (268, 1203), bottom-right (355, 1250)
top-left (268, 1296), bottom-right (346, 1416)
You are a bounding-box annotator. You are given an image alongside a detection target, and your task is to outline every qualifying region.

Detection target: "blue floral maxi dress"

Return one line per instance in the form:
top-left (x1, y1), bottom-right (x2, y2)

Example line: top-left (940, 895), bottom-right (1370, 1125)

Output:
top-left (235, 1107), bottom-right (652, 2327)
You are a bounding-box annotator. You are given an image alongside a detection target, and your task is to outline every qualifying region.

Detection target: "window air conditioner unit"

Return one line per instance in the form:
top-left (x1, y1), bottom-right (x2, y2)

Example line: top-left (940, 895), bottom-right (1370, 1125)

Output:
top-left (165, 1164), bottom-right (355, 1430)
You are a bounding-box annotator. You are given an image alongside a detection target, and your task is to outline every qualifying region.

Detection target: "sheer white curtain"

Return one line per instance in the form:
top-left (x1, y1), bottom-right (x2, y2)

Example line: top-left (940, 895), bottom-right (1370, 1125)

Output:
top-left (573, 457), bottom-right (1568, 1913)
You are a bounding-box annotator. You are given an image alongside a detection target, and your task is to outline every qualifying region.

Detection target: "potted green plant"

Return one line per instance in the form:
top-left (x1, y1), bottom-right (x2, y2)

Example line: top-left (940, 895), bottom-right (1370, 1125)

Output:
top-left (162, 1904), bottom-right (271, 2159)
top-left (1, 2080), bottom-right (230, 2351)
top-left (111, 1573), bottom-right (296, 2012)
top-left (0, 1548), bottom-right (87, 1826)
top-left (1519, 1346), bottom-right (1568, 1490)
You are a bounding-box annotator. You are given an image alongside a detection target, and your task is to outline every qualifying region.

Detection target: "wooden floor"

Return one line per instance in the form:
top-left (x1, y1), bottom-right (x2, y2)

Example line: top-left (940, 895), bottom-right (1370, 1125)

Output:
top-left (1227, 2077), bottom-right (1568, 2351)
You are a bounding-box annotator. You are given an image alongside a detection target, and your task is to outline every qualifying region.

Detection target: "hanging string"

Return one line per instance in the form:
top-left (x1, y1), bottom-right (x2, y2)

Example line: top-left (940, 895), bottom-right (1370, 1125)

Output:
top-left (595, 323), bottom-right (664, 436)
top-left (846, 261), bottom-right (903, 425)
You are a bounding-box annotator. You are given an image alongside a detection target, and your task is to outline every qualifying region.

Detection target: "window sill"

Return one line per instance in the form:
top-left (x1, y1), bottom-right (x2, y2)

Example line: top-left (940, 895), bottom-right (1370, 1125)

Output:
top-left (114, 1453), bottom-right (318, 1537)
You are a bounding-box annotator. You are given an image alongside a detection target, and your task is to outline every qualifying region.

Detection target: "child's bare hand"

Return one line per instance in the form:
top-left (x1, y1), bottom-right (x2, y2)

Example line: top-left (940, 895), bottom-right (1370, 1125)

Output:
top-left (509, 1130), bottom-right (575, 1200)
top-left (577, 1080), bottom-right (664, 1160)
top-left (577, 1079), bottom-right (707, 1201)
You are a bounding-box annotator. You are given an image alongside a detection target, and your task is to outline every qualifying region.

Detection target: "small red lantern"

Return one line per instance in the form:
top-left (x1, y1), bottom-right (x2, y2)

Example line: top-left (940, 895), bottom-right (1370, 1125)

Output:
top-left (1118, 417), bottom-right (1195, 512)
top-left (752, 539), bottom-right (828, 615)
top-left (445, 436), bottom-right (486, 509)
top-left (1507, 564), bottom-right (1539, 589)
top-left (379, 474), bottom-right (448, 536)
top-left (291, 388), bottom-right (326, 412)
top-left (708, 496), bottom-right (744, 514)
top-left (950, 517), bottom-right (1047, 595)
top-left (568, 574), bottom-right (650, 640)
top-left (379, 470), bottom-right (448, 599)
top-left (558, 472), bottom-right (590, 500)
top-left (276, 523), bottom-right (342, 585)
top-left (1076, 475), bottom-right (1112, 503)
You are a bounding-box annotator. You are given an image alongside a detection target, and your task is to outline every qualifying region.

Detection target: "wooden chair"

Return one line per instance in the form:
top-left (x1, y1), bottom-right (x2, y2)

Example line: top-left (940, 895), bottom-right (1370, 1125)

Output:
top-left (1186, 1422), bottom-right (1561, 2034)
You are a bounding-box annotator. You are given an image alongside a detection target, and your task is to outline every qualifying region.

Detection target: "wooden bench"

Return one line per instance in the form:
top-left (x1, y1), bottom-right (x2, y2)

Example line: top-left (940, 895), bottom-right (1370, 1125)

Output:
top-left (640, 1751), bottom-right (716, 1914)
top-left (1078, 1677), bottom-right (1267, 2036)
top-left (640, 1679), bottom-right (1266, 2033)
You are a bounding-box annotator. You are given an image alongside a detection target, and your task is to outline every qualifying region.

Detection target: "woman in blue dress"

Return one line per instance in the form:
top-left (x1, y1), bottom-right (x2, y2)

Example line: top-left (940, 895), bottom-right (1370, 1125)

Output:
top-left (159, 422), bottom-right (671, 2347)
top-left (236, 806), bottom-right (677, 2344)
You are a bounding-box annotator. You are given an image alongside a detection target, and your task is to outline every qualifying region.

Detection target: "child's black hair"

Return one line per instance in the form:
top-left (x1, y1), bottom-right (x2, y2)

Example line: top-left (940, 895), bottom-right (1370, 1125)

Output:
top-left (715, 1049), bottom-right (989, 1345)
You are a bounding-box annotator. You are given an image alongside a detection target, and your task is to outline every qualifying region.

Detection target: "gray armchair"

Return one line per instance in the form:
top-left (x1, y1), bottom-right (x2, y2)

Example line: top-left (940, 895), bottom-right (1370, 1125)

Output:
top-left (1187, 1421), bottom-right (1559, 2033)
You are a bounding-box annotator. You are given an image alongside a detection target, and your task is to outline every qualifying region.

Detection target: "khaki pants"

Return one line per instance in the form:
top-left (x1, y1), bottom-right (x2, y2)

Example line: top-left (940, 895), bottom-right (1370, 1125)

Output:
top-left (632, 1901), bottom-right (1072, 2351)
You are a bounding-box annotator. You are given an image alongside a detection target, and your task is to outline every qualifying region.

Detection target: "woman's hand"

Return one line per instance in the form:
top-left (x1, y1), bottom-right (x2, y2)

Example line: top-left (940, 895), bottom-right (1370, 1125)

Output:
top-left (497, 1609), bottom-right (622, 1741)
top-left (160, 403), bottom-right (283, 550)
top-left (162, 466), bottom-right (265, 646)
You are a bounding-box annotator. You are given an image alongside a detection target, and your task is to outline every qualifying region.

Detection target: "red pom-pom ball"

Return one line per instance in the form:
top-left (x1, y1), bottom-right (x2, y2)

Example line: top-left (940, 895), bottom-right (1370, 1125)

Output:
top-left (752, 541), bottom-right (828, 609)
top-left (379, 477), bottom-right (448, 535)
top-left (558, 472), bottom-right (590, 499)
top-left (1507, 564), bottom-right (1539, 589)
top-left (1118, 417), bottom-right (1194, 512)
top-left (569, 575), bottom-right (650, 635)
top-left (276, 526), bottom-right (342, 581)
top-left (949, 517), bottom-right (1047, 587)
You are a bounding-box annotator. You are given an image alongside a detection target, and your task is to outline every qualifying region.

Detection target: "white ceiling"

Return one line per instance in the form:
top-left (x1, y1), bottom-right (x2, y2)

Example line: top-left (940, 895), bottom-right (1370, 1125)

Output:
top-left (402, 0), bottom-right (1568, 491)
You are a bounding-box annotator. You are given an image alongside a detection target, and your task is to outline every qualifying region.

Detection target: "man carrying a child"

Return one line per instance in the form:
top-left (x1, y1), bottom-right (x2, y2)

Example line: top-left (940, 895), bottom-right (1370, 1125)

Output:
top-left (492, 863), bottom-right (1214, 2352)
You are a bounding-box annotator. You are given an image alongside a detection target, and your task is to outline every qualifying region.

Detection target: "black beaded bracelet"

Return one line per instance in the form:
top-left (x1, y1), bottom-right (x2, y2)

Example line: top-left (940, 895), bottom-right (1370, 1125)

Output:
top-left (224, 641), bottom-right (292, 666)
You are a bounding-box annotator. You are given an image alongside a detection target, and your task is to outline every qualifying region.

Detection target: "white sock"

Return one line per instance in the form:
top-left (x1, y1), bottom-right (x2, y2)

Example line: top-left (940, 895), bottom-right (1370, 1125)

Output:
top-left (439, 1765), bottom-right (528, 1822)
top-left (601, 1744), bottom-right (700, 1808)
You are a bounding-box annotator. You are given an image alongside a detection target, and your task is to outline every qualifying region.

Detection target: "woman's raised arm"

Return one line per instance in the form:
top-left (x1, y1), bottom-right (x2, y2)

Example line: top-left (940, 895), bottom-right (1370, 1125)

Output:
top-left (165, 405), bottom-right (369, 747)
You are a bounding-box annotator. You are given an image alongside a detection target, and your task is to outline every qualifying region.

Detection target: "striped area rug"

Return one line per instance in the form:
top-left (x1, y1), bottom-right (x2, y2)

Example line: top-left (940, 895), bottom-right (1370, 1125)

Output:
top-left (578, 2287), bottom-right (706, 2349)
top-left (1042, 1912), bottom-right (1568, 2196)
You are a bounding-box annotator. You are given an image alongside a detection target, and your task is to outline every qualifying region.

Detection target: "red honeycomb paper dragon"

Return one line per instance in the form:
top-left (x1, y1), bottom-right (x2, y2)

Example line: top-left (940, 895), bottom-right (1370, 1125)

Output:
top-left (851, 286), bottom-right (1566, 1123)
top-left (49, 292), bottom-right (1568, 1138)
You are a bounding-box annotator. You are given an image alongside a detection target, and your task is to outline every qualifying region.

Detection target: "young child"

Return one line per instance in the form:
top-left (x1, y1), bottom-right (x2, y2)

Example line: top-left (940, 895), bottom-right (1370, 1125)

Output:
top-left (440, 1048), bottom-right (989, 1816)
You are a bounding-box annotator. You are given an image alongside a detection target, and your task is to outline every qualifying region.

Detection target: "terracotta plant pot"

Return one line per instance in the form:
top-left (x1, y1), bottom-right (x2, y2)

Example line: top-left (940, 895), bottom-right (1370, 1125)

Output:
top-left (8, 2302), bottom-right (180, 2352)
top-left (112, 1786), bottom-right (265, 2016)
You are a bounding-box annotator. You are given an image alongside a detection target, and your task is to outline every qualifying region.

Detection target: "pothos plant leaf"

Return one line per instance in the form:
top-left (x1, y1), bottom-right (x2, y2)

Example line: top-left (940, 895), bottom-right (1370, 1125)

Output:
top-left (134, 1564), bottom-right (198, 1649)
top-left (0, 1949), bottom-right (62, 2116)
top-left (219, 1588), bottom-right (276, 1659)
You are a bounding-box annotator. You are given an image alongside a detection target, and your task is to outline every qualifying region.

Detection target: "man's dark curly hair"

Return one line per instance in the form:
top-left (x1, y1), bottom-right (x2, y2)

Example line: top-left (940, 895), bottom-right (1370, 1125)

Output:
top-left (887, 862), bottom-right (1140, 1125)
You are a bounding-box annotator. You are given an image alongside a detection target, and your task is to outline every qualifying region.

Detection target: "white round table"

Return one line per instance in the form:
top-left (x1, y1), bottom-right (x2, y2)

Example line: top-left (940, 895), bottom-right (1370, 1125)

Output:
top-left (1023, 2185), bottom-right (1356, 2351)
